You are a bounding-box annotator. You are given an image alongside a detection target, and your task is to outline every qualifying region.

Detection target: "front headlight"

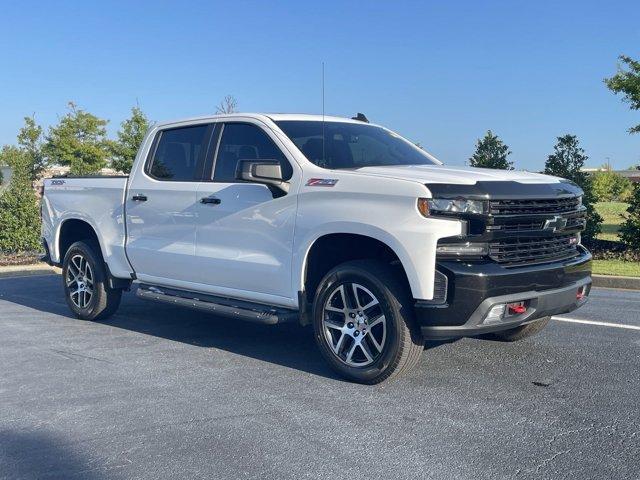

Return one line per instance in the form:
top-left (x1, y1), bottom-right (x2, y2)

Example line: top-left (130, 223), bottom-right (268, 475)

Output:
top-left (418, 198), bottom-right (487, 216)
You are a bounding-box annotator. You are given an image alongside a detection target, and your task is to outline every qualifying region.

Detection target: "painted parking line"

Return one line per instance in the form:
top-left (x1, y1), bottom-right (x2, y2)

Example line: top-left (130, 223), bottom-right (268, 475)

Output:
top-left (552, 316), bottom-right (640, 331)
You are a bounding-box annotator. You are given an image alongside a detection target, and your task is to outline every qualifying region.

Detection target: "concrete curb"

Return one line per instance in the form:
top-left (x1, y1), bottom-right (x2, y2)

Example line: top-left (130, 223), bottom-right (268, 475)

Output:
top-left (592, 274), bottom-right (640, 291)
top-left (0, 263), bottom-right (60, 279)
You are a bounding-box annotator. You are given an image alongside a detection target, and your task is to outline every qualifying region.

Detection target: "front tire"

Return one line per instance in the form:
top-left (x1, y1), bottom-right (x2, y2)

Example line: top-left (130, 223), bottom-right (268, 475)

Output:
top-left (312, 260), bottom-right (423, 384)
top-left (62, 241), bottom-right (122, 321)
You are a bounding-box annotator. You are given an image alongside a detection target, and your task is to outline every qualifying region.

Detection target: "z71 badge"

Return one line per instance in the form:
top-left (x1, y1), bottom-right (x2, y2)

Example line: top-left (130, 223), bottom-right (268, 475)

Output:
top-left (306, 178), bottom-right (338, 187)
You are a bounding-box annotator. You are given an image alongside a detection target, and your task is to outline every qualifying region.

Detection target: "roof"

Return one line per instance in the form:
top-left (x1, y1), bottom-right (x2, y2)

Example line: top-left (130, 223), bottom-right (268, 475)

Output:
top-left (154, 113), bottom-right (374, 129)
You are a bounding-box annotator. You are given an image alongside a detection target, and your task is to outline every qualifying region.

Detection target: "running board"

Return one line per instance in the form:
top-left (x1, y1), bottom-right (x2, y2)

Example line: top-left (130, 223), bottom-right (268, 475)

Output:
top-left (135, 284), bottom-right (299, 325)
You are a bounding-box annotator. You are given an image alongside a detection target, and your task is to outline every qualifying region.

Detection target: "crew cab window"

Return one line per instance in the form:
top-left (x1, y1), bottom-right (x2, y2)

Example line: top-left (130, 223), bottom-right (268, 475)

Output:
top-left (147, 125), bottom-right (209, 181)
top-left (213, 123), bottom-right (293, 182)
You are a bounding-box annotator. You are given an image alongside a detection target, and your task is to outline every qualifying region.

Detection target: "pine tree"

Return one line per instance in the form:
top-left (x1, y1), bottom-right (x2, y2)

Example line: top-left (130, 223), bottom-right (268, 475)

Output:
top-left (111, 106), bottom-right (150, 173)
top-left (469, 131), bottom-right (513, 170)
top-left (544, 135), bottom-right (602, 241)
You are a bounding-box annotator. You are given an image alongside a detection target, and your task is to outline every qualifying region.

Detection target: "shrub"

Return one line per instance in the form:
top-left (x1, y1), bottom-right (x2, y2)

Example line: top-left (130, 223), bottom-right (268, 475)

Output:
top-left (0, 173), bottom-right (40, 254)
top-left (620, 182), bottom-right (640, 250)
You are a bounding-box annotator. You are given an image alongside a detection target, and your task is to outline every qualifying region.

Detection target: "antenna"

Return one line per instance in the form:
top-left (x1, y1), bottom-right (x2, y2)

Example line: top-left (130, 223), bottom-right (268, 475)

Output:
top-left (322, 61), bottom-right (325, 165)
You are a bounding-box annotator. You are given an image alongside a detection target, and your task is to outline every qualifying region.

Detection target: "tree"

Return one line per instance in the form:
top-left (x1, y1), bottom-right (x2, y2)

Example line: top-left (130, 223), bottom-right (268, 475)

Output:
top-left (111, 106), bottom-right (150, 173)
top-left (0, 146), bottom-right (41, 253)
top-left (604, 55), bottom-right (640, 134)
top-left (16, 115), bottom-right (46, 181)
top-left (544, 135), bottom-right (602, 241)
top-left (44, 102), bottom-right (113, 175)
top-left (469, 131), bottom-right (513, 169)
top-left (216, 95), bottom-right (238, 114)
top-left (591, 170), bottom-right (633, 202)
top-left (620, 182), bottom-right (640, 249)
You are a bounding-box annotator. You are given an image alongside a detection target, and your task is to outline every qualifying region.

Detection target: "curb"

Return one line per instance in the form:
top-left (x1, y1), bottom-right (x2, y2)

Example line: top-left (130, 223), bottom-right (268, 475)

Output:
top-left (0, 263), bottom-right (60, 279)
top-left (592, 274), bottom-right (640, 291)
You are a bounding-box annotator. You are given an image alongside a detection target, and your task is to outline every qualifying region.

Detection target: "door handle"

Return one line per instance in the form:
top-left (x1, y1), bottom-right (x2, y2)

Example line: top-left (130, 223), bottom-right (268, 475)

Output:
top-left (200, 196), bottom-right (221, 205)
top-left (132, 194), bottom-right (147, 202)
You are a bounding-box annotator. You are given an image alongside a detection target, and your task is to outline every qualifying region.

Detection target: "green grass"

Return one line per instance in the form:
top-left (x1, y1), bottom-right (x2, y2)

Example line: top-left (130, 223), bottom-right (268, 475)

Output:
top-left (594, 201), bottom-right (628, 242)
top-left (592, 259), bottom-right (640, 277)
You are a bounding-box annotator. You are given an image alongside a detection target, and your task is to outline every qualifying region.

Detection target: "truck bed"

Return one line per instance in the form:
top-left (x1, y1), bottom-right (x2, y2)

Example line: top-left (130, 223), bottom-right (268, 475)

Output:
top-left (42, 176), bottom-right (134, 279)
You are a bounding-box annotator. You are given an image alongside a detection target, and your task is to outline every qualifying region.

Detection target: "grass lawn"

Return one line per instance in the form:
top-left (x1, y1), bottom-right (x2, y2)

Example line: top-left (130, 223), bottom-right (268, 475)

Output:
top-left (592, 259), bottom-right (640, 277)
top-left (594, 201), bottom-right (628, 242)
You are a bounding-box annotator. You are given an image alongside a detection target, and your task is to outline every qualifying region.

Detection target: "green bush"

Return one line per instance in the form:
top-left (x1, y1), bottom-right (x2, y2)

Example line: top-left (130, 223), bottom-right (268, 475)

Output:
top-left (592, 171), bottom-right (633, 202)
top-left (620, 182), bottom-right (640, 250)
top-left (0, 181), bottom-right (41, 253)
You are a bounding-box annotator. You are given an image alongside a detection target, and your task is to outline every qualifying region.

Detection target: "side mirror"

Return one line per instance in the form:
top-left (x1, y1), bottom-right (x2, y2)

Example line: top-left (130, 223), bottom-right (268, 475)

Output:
top-left (237, 160), bottom-right (289, 193)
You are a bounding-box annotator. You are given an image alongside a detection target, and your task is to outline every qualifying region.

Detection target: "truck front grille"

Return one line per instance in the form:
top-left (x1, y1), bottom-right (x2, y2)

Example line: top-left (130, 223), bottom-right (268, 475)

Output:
top-left (489, 197), bottom-right (580, 215)
top-left (489, 234), bottom-right (580, 266)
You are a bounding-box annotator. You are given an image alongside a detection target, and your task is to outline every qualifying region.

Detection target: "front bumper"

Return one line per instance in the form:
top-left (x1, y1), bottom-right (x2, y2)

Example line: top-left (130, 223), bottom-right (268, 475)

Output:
top-left (416, 246), bottom-right (592, 339)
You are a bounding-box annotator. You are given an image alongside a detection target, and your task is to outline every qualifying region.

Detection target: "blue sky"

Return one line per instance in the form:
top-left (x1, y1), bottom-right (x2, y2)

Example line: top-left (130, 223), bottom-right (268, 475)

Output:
top-left (1, 0), bottom-right (638, 170)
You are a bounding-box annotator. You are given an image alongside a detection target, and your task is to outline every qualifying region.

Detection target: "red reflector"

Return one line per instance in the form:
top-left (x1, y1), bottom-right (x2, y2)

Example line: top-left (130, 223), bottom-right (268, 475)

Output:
top-left (577, 289), bottom-right (585, 300)
top-left (507, 303), bottom-right (527, 315)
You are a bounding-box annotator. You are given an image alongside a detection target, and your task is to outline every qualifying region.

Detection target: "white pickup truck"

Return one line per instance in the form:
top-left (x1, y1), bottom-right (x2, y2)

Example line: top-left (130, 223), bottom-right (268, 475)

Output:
top-left (42, 113), bottom-right (592, 383)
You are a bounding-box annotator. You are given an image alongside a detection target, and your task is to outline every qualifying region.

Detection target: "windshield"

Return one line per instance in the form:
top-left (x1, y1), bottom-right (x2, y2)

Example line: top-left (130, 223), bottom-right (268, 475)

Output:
top-left (275, 120), bottom-right (440, 169)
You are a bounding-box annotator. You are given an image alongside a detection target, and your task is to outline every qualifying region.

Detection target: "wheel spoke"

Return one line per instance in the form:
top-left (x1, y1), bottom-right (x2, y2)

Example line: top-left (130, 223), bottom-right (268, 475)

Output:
top-left (323, 319), bottom-right (344, 330)
top-left (368, 314), bottom-right (385, 329)
top-left (351, 283), bottom-right (362, 309)
top-left (359, 339), bottom-right (374, 362)
top-left (345, 342), bottom-right (357, 363)
top-left (333, 332), bottom-right (346, 354)
top-left (367, 331), bottom-right (384, 352)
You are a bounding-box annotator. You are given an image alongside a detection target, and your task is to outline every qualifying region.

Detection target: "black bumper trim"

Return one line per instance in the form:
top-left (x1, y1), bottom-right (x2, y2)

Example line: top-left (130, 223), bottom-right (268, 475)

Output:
top-left (415, 247), bottom-right (592, 338)
top-left (419, 277), bottom-right (591, 339)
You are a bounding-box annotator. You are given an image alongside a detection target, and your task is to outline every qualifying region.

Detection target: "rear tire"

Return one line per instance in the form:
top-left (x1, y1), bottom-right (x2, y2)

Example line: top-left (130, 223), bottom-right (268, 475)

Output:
top-left (485, 316), bottom-right (550, 342)
top-left (312, 260), bottom-right (423, 384)
top-left (62, 241), bottom-right (122, 321)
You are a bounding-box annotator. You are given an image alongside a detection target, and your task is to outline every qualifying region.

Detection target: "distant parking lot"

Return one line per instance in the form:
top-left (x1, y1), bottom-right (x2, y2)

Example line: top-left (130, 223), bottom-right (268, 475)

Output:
top-left (1, 274), bottom-right (639, 479)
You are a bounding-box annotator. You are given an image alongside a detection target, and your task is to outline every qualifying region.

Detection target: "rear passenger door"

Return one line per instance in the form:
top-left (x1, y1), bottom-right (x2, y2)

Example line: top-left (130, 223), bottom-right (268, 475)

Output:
top-left (126, 123), bottom-right (214, 286)
top-left (194, 121), bottom-right (299, 306)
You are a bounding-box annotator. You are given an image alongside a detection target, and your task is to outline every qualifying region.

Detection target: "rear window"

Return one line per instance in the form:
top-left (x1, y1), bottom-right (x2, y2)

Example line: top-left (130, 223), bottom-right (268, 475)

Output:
top-left (147, 125), bottom-right (209, 181)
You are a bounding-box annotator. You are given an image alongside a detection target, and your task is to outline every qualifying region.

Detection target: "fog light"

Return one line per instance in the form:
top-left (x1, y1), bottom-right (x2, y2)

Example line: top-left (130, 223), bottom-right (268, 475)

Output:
top-left (577, 285), bottom-right (587, 300)
top-left (484, 304), bottom-right (506, 324)
top-left (507, 301), bottom-right (527, 315)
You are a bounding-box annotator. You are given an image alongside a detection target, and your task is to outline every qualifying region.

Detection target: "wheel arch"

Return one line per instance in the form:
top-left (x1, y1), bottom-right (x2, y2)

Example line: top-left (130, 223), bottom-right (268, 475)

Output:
top-left (57, 218), bottom-right (104, 263)
top-left (297, 227), bottom-right (419, 315)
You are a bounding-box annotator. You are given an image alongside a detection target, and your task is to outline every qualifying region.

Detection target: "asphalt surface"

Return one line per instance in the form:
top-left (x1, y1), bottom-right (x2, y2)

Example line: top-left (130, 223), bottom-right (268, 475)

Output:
top-left (0, 274), bottom-right (638, 480)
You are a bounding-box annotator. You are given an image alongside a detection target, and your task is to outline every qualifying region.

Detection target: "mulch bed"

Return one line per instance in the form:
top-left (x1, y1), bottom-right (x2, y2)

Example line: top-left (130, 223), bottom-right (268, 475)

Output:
top-left (0, 252), bottom-right (43, 267)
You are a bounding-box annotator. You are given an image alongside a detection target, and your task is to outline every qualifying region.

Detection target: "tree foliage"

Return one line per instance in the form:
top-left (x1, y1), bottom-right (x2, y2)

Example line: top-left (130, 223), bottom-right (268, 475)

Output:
top-left (44, 102), bottom-right (113, 175)
top-left (604, 55), bottom-right (640, 134)
top-left (16, 115), bottom-right (46, 181)
top-left (469, 130), bottom-right (513, 170)
top-left (620, 182), bottom-right (640, 249)
top-left (216, 95), bottom-right (238, 114)
top-left (591, 170), bottom-right (633, 202)
top-left (111, 106), bottom-right (150, 173)
top-left (0, 146), bottom-right (41, 253)
top-left (544, 134), bottom-right (602, 241)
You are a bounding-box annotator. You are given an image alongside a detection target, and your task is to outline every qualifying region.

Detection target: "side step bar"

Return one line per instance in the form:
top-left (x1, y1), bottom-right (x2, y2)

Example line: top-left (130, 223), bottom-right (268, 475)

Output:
top-left (136, 284), bottom-right (299, 325)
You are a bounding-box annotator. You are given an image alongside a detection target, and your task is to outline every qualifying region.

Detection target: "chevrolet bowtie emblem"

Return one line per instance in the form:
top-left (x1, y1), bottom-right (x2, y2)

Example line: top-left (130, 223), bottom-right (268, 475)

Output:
top-left (543, 215), bottom-right (568, 232)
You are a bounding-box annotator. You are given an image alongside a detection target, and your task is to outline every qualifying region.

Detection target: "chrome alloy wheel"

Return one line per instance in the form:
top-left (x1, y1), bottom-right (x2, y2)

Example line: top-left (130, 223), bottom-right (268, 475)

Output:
top-left (66, 254), bottom-right (94, 309)
top-left (322, 282), bottom-right (387, 367)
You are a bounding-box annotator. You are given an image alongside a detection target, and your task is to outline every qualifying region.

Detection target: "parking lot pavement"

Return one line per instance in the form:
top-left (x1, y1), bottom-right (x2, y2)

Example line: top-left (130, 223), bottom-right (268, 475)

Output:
top-left (0, 275), bottom-right (639, 480)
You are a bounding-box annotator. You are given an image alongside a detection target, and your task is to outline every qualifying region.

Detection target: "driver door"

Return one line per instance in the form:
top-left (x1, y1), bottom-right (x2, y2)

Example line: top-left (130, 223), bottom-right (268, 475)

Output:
top-left (193, 121), bottom-right (298, 305)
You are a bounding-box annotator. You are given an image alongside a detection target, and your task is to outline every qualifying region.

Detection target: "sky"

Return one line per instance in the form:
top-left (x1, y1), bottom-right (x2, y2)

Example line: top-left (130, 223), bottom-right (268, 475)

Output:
top-left (1, 0), bottom-right (639, 170)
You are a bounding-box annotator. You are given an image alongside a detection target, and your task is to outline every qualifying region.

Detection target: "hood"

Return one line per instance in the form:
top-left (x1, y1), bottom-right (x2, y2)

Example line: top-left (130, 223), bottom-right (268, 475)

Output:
top-left (350, 164), bottom-right (563, 186)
